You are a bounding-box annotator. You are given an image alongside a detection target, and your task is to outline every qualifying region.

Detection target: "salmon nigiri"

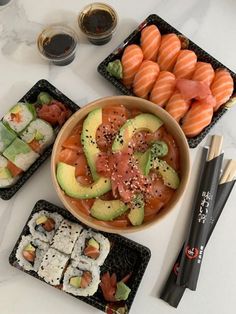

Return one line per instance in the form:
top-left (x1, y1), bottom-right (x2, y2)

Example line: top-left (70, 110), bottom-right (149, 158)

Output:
top-left (121, 44), bottom-right (143, 88)
top-left (165, 91), bottom-right (190, 122)
top-left (149, 71), bottom-right (176, 107)
top-left (192, 62), bottom-right (215, 85)
top-left (173, 49), bottom-right (197, 79)
top-left (140, 25), bottom-right (161, 61)
top-left (210, 68), bottom-right (234, 111)
top-left (157, 34), bottom-right (181, 71)
top-left (181, 101), bottom-right (213, 137)
top-left (133, 60), bottom-right (160, 99)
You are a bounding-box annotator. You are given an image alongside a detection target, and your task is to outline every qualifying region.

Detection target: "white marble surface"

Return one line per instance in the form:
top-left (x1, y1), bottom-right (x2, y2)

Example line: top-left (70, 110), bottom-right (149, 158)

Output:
top-left (0, 0), bottom-right (236, 313)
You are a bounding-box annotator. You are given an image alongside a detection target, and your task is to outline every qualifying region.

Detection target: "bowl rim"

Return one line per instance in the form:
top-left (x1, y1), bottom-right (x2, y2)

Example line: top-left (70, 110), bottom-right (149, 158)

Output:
top-left (51, 95), bottom-right (191, 234)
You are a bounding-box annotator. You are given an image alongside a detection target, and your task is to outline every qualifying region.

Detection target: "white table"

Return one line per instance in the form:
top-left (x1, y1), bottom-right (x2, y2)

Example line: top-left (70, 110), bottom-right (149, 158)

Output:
top-left (0, 0), bottom-right (236, 313)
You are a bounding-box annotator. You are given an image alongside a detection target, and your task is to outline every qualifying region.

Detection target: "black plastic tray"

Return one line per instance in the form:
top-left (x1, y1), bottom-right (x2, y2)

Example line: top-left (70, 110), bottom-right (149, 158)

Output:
top-left (9, 200), bottom-right (151, 313)
top-left (98, 14), bottom-right (236, 148)
top-left (0, 80), bottom-right (79, 200)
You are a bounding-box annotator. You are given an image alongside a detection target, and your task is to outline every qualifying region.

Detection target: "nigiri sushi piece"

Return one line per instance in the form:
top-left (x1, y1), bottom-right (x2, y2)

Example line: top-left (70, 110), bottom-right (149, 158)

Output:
top-left (133, 60), bottom-right (160, 99)
top-left (173, 50), bottom-right (197, 79)
top-left (140, 25), bottom-right (161, 61)
top-left (181, 101), bottom-right (213, 137)
top-left (149, 71), bottom-right (176, 107)
top-left (165, 91), bottom-right (190, 122)
top-left (192, 62), bottom-right (215, 85)
top-left (157, 34), bottom-right (181, 71)
top-left (121, 44), bottom-right (143, 88)
top-left (210, 69), bottom-right (234, 111)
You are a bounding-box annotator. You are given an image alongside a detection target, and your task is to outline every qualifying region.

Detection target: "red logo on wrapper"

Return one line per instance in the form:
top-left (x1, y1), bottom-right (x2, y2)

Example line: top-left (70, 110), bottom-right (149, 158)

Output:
top-left (185, 246), bottom-right (199, 259)
top-left (173, 263), bottom-right (180, 276)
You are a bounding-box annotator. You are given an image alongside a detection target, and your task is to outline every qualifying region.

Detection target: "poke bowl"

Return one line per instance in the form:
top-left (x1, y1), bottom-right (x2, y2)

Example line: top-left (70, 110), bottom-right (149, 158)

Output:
top-left (51, 96), bottom-right (190, 233)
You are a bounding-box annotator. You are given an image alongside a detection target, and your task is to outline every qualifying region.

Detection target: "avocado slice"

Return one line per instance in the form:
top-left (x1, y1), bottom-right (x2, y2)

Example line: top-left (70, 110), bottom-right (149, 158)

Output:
top-left (34, 130), bottom-right (44, 141)
top-left (88, 238), bottom-right (99, 250)
top-left (153, 158), bottom-right (180, 189)
top-left (81, 108), bottom-right (102, 181)
top-left (115, 281), bottom-right (131, 301)
top-left (0, 168), bottom-right (12, 180)
top-left (134, 150), bottom-right (152, 176)
top-left (24, 243), bottom-right (36, 252)
top-left (112, 113), bottom-right (163, 152)
top-left (128, 194), bottom-right (144, 226)
top-left (56, 162), bottom-right (111, 199)
top-left (151, 141), bottom-right (168, 157)
top-left (36, 215), bottom-right (48, 225)
top-left (90, 199), bottom-right (128, 221)
top-left (70, 276), bottom-right (82, 288)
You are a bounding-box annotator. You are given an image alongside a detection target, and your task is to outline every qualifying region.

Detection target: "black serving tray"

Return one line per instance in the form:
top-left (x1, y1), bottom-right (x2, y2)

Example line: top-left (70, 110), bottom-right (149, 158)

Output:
top-left (97, 14), bottom-right (236, 148)
top-left (0, 80), bottom-right (79, 200)
top-left (9, 200), bottom-right (151, 314)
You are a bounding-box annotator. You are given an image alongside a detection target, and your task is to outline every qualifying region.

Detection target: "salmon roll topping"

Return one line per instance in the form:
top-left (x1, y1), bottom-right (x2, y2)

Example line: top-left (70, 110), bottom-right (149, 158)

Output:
top-left (157, 34), bottom-right (181, 71)
top-left (121, 44), bottom-right (143, 88)
top-left (133, 60), bottom-right (160, 99)
top-left (140, 25), bottom-right (161, 61)
top-left (150, 71), bottom-right (176, 107)
top-left (173, 50), bottom-right (197, 79)
top-left (165, 91), bottom-right (190, 122)
top-left (192, 62), bottom-right (215, 85)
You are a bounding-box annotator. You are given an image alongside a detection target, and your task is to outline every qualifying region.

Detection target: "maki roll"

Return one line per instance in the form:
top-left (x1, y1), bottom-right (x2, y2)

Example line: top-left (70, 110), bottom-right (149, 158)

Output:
top-left (63, 261), bottom-right (100, 296)
top-left (0, 155), bottom-right (19, 188)
top-left (50, 219), bottom-right (82, 255)
top-left (28, 210), bottom-right (63, 243)
top-left (20, 119), bottom-right (55, 154)
top-left (3, 102), bottom-right (36, 134)
top-left (37, 248), bottom-right (69, 286)
top-left (3, 138), bottom-right (39, 171)
top-left (71, 229), bottom-right (110, 266)
top-left (0, 121), bottom-right (16, 153)
top-left (15, 235), bottom-right (49, 272)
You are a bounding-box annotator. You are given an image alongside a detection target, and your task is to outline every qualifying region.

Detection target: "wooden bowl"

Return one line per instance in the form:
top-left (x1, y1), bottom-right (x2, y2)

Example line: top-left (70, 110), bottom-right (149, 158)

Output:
top-left (51, 96), bottom-right (190, 233)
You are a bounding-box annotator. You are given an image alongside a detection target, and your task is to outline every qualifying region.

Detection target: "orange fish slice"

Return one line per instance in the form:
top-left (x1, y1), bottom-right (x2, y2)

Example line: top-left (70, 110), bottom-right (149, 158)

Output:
top-left (149, 71), bottom-right (176, 107)
top-left (192, 62), bottom-right (215, 85)
top-left (133, 60), bottom-right (160, 98)
top-left (157, 33), bottom-right (181, 71)
top-left (165, 91), bottom-right (190, 122)
top-left (140, 24), bottom-right (161, 61)
top-left (181, 101), bottom-right (213, 137)
top-left (173, 49), bottom-right (197, 79)
top-left (121, 44), bottom-right (143, 88)
top-left (210, 68), bottom-right (234, 111)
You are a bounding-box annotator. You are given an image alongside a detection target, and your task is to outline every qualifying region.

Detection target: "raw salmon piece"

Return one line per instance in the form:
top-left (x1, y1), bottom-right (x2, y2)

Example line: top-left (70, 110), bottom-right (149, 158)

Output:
top-left (210, 68), bottom-right (234, 111)
top-left (133, 60), bottom-right (160, 98)
top-left (140, 24), bottom-right (161, 61)
top-left (121, 44), bottom-right (143, 88)
top-left (192, 62), bottom-right (215, 85)
top-left (173, 50), bottom-right (197, 79)
top-left (181, 101), bottom-right (213, 137)
top-left (149, 71), bottom-right (176, 107)
top-left (157, 34), bottom-right (181, 71)
top-left (165, 91), bottom-right (191, 122)
top-left (176, 79), bottom-right (211, 101)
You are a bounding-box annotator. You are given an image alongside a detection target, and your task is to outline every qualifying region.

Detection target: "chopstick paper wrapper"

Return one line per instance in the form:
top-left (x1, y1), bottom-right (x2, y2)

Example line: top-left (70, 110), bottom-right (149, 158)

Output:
top-left (160, 159), bottom-right (236, 307)
top-left (177, 135), bottom-right (223, 290)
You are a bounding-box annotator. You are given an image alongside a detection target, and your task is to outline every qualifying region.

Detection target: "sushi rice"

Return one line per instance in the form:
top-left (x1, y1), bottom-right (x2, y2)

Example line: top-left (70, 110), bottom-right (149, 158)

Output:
top-left (0, 121), bottom-right (16, 153)
top-left (28, 210), bottom-right (63, 243)
top-left (0, 155), bottom-right (18, 188)
top-left (15, 235), bottom-right (49, 272)
top-left (71, 229), bottom-right (110, 266)
top-left (63, 261), bottom-right (100, 296)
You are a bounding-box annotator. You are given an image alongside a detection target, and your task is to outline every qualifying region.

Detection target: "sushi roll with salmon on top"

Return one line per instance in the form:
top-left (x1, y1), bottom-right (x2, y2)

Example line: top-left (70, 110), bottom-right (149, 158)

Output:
top-left (165, 91), bottom-right (191, 122)
top-left (0, 121), bottom-right (16, 153)
top-left (0, 155), bottom-right (20, 188)
top-left (140, 25), bottom-right (161, 61)
top-left (173, 49), bottom-right (197, 79)
top-left (192, 62), bottom-right (215, 86)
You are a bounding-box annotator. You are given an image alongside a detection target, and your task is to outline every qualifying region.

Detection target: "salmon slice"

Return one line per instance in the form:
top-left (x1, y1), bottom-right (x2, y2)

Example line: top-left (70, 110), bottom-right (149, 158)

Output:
top-left (121, 44), bottom-right (143, 88)
top-left (80, 271), bottom-right (92, 288)
top-left (157, 34), bottom-right (181, 71)
top-left (84, 245), bottom-right (100, 259)
top-left (140, 24), bottom-right (161, 61)
top-left (149, 71), bottom-right (176, 106)
top-left (133, 60), bottom-right (160, 98)
top-left (192, 62), bottom-right (215, 85)
top-left (165, 91), bottom-right (191, 122)
top-left (181, 101), bottom-right (213, 137)
top-left (173, 50), bottom-right (197, 79)
top-left (210, 68), bottom-right (234, 111)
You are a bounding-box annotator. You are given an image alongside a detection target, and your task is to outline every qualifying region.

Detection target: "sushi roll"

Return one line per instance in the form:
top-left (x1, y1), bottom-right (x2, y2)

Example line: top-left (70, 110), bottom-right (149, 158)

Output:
top-left (37, 248), bottom-right (69, 286)
top-left (28, 210), bottom-right (63, 243)
top-left (20, 119), bottom-right (55, 154)
top-left (0, 155), bottom-right (19, 188)
top-left (71, 229), bottom-right (110, 266)
top-left (3, 138), bottom-right (39, 171)
top-left (63, 261), bottom-right (100, 296)
top-left (3, 102), bottom-right (36, 134)
top-left (15, 235), bottom-right (49, 272)
top-left (0, 121), bottom-right (17, 153)
top-left (50, 219), bottom-right (82, 255)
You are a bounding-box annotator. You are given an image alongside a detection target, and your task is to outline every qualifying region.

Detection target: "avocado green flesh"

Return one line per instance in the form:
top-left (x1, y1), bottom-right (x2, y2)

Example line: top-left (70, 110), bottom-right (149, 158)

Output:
top-left (115, 281), bottom-right (131, 301)
top-left (34, 130), bottom-right (44, 141)
top-left (3, 138), bottom-right (31, 161)
top-left (36, 215), bottom-right (48, 225)
top-left (0, 168), bottom-right (12, 179)
top-left (134, 149), bottom-right (152, 176)
top-left (82, 108), bottom-right (102, 181)
top-left (24, 244), bottom-right (36, 252)
top-left (10, 104), bottom-right (21, 114)
top-left (88, 238), bottom-right (99, 250)
top-left (128, 194), bottom-right (145, 226)
top-left (56, 162), bottom-right (111, 199)
top-left (151, 141), bottom-right (168, 157)
top-left (90, 199), bottom-right (128, 221)
top-left (153, 159), bottom-right (180, 189)
top-left (70, 276), bottom-right (82, 288)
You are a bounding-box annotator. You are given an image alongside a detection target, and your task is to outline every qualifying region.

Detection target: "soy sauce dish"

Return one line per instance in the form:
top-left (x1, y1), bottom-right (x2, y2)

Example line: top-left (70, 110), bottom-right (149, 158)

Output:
top-left (51, 96), bottom-right (190, 233)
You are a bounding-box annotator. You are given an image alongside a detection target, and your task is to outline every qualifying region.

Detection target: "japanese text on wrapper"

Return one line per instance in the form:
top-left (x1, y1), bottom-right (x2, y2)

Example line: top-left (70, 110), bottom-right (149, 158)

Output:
top-left (198, 191), bottom-right (213, 224)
